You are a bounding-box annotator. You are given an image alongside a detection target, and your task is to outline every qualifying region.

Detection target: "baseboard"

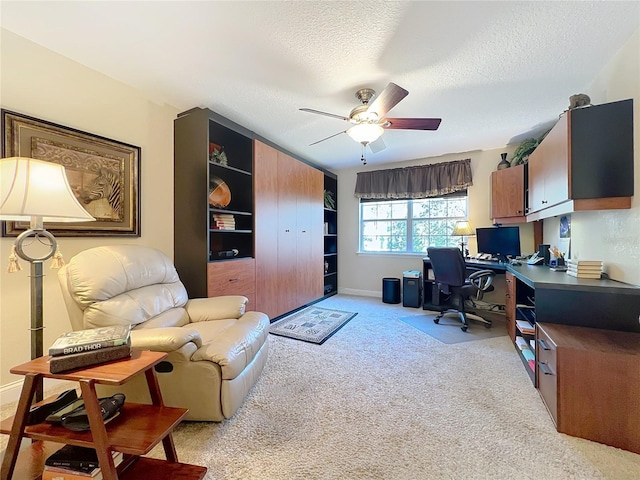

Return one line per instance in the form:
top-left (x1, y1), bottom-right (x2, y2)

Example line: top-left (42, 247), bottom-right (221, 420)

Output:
top-left (339, 288), bottom-right (380, 298)
top-left (1, 378), bottom-right (75, 408)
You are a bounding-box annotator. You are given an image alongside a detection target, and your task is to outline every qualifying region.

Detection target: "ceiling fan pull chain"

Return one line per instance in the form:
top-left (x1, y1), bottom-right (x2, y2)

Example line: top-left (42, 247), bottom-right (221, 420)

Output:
top-left (361, 144), bottom-right (367, 165)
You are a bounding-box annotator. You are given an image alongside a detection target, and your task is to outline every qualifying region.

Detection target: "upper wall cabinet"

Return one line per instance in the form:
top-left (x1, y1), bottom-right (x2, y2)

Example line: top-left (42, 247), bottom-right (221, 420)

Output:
top-left (526, 99), bottom-right (634, 221)
top-left (491, 163), bottom-right (527, 224)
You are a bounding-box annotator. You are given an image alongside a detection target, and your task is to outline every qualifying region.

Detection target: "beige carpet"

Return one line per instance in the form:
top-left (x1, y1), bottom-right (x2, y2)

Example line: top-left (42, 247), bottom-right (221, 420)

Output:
top-left (2, 295), bottom-right (639, 479)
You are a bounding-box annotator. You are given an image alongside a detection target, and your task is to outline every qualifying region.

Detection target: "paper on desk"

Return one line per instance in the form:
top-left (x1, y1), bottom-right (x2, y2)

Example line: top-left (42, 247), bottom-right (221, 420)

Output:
top-left (557, 238), bottom-right (570, 259)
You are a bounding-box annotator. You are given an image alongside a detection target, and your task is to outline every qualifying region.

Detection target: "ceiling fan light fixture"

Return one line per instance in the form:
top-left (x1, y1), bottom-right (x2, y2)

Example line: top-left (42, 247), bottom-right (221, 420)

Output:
top-left (346, 123), bottom-right (384, 145)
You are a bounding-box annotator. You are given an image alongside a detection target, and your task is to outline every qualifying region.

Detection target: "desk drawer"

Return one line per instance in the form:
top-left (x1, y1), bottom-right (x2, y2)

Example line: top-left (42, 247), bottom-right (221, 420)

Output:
top-left (207, 259), bottom-right (256, 309)
top-left (536, 324), bottom-right (558, 425)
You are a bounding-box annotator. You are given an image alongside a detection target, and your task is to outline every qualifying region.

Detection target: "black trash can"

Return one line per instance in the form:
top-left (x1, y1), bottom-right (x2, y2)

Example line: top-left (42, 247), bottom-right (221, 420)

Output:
top-left (382, 277), bottom-right (401, 304)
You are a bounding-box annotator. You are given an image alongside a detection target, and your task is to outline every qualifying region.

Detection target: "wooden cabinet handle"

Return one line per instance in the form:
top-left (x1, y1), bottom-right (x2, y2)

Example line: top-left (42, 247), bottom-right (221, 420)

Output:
top-left (537, 339), bottom-right (550, 350)
top-left (228, 278), bottom-right (239, 282)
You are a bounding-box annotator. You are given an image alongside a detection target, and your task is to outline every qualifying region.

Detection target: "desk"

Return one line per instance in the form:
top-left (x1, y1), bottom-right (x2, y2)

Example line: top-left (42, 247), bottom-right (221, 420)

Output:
top-left (423, 257), bottom-right (640, 333)
top-left (423, 256), bottom-right (640, 454)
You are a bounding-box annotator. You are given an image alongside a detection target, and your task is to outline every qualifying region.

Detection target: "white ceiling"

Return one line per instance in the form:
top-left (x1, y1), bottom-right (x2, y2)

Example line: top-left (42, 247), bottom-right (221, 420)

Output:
top-left (1, 1), bottom-right (639, 170)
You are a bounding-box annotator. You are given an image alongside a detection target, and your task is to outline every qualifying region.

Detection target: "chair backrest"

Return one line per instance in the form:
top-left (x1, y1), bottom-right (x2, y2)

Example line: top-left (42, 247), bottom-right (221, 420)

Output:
top-left (58, 245), bottom-right (190, 331)
top-left (427, 247), bottom-right (467, 288)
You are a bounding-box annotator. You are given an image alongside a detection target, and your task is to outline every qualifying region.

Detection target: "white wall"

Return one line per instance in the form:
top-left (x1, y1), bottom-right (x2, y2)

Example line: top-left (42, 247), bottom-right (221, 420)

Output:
top-left (336, 27), bottom-right (640, 296)
top-left (335, 148), bottom-right (535, 297)
top-left (542, 29), bottom-right (640, 284)
top-left (0, 30), bottom-right (180, 395)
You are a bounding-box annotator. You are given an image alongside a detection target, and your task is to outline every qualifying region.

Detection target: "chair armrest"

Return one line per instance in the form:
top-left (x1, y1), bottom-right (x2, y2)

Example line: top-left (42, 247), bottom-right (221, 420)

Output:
top-left (130, 327), bottom-right (203, 352)
top-left (185, 296), bottom-right (248, 322)
top-left (468, 269), bottom-right (495, 291)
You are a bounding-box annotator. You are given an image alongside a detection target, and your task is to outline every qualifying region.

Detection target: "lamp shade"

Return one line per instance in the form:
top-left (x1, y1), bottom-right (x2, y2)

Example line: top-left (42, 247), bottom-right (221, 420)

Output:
top-left (0, 157), bottom-right (95, 222)
top-left (452, 220), bottom-right (474, 236)
top-left (346, 123), bottom-right (384, 144)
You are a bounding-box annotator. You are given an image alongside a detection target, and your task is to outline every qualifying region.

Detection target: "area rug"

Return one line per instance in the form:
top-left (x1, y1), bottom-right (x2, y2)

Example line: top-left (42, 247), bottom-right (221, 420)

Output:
top-left (400, 311), bottom-right (508, 344)
top-left (269, 306), bottom-right (357, 344)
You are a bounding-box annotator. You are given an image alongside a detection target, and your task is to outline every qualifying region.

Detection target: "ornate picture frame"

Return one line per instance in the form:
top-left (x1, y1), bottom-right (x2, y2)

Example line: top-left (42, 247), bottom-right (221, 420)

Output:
top-left (1, 109), bottom-right (140, 236)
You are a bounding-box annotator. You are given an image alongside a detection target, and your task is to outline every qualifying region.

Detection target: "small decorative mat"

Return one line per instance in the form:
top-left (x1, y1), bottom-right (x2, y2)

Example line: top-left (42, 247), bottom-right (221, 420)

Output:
top-left (269, 307), bottom-right (357, 344)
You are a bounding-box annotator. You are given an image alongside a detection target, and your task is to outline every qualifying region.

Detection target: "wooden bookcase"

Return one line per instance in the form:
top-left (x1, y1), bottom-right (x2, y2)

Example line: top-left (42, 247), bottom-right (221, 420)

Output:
top-left (174, 107), bottom-right (255, 301)
top-left (0, 351), bottom-right (206, 480)
top-left (323, 173), bottom-right (338, 297)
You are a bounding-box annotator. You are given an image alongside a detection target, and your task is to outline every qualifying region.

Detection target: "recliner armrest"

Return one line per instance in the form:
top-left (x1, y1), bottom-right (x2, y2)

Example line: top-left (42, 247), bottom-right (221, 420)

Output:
top-left (130, 327), bottom-right (203, 352)
top-left (185, 296), bottom-right (248, 322)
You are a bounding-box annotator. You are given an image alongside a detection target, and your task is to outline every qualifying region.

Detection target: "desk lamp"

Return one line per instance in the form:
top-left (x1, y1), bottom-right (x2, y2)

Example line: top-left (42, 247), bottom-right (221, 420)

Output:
top-left (452, 220), bottom-right (474, 257)
top-left (1, 157), bottom-right (95, 399)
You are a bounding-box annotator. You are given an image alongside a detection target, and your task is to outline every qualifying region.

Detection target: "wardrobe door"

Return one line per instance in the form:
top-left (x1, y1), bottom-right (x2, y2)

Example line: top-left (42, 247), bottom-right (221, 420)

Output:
top-left (296, 161), bottom-right (324, 306)
top-left (277, 152), bottom-right (300, 315)
top-left (254, 141), bottom-right (280, 319)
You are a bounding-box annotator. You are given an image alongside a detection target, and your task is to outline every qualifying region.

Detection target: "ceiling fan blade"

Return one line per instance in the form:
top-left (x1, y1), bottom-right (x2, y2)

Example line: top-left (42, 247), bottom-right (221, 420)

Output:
top-left (369, 136), bottom-right (386, 154)
top-left (309, 130), bottom-right (347, 146)
top-left (300, 108), bottom-right (349, 122)
top-left (366, 82), bottom-right (408, 119)
top-left (383, 118), bottom-right (442, 130)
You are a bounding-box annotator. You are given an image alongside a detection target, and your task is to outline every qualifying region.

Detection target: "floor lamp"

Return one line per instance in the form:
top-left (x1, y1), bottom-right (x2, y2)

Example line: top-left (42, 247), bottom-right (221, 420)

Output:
top-left (452, 220), bottom-right (474, 258)
top-left (0, 157), bottom-right (95, 401)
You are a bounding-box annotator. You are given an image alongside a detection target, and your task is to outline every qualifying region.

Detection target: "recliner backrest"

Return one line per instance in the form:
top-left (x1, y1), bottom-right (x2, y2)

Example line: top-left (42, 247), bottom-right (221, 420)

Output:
top-left (59, 245), bottom-right (189, 330)
top-left (427, 247), bottom-right (467, 287)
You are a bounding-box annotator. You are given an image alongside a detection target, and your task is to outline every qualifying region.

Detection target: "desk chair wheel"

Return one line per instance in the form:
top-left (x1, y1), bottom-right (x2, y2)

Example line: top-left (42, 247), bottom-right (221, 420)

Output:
top-left (461, 325), bottom-right (468, 332)
top-left (433, 316), bottom-right (441, 324)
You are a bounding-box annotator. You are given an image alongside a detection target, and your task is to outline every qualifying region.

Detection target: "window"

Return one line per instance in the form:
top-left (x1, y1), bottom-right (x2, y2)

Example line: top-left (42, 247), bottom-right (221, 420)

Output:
top-left (360, 194), bottom-right (468, 253)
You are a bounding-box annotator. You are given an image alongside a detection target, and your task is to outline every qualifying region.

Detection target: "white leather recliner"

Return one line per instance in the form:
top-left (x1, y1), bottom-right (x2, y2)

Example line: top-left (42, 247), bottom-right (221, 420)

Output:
top-left (57, 245), bottom-right (269, 421)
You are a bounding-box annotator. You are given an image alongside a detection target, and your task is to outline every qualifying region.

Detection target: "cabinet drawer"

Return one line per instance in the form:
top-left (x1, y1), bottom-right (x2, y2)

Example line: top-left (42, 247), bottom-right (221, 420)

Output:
top-left (536, 325), bottom-right (558, 425)
top-left (207, 259), bottom-right (256, 297)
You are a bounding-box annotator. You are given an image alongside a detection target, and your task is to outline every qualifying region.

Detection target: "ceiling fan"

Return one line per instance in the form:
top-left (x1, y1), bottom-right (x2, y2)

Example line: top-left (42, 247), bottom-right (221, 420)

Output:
top-left (300, 82), bottom-right (441, 164)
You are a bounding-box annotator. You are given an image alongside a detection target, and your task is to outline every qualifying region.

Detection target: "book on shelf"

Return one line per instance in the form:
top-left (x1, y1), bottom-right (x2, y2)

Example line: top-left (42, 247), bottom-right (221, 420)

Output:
top-left (42, 468), bottom-right (102, 480)
top-left (43, 449), bottom-right (123, 479)
top-left (521, 348), bottom-right (535, 362)
top-left (49, 343), bottom-right (132, 374)
top-left (514, 337), bottom-right (529, 350)
top-left (515, 320), bottom-right (534, 335)
top-left (45, 445), bottom-right (122, 471)
top-left (48, 325), bottom-right (131, 357)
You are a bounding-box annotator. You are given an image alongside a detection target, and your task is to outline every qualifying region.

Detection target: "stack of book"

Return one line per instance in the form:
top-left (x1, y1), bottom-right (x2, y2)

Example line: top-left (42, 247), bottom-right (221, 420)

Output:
top-left (515, 319), bottom-right (535, 336)
top-left (43, 444), bottom-right (123, 479)
top-left (48, 325), bottom-right (132, 374)
top-left (211, 213), bottom-right (236, 230)
top-left (566, 259), bottom-right (603, 279)
top-left (515, 336), bottom-right (535, 371)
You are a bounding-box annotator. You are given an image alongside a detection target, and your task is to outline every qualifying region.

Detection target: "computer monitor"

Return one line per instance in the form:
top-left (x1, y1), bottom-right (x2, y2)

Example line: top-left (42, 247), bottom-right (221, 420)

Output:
top-left (476, 226), bottom-right (521, 259)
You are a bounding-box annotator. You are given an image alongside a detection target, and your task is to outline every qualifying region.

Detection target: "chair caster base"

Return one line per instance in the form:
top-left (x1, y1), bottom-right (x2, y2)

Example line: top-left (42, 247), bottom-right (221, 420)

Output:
top-left (460, 325), bottom-right (468, 332)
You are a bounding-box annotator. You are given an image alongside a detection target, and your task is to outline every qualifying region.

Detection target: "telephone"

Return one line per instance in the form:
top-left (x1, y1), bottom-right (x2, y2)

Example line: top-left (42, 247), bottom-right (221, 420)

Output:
top-left (527, 252), bottom-right (544, 265)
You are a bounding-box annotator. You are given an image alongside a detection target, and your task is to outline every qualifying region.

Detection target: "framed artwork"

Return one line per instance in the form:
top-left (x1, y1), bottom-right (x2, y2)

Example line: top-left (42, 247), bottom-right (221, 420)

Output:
top-left (1, 109), bottom-right (140, 236)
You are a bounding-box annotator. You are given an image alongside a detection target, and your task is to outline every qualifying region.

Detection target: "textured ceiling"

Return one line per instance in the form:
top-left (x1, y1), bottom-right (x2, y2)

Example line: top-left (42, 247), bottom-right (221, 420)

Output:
top-left (1, 1), bottom-right (639, 170)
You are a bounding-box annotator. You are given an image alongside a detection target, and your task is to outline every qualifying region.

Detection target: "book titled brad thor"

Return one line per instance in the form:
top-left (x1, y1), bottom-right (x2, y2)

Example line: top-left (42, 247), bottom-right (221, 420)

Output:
top-left (49, 343), bottom-right (132, 374)
top-left (48, 325), bottom-right (131, 357)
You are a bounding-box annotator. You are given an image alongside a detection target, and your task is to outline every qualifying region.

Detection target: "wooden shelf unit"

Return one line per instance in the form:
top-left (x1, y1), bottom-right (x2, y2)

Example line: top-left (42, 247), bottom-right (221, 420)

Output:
top-left (174, 107), bottom-right (255, 300)
top-left (323, 173), bottom-right (338, 297)
top-left (0, 351), bottom-right (206, 480)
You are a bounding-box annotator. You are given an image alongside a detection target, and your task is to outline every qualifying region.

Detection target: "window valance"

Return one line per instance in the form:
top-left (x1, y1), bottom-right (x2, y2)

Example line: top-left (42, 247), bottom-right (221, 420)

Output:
top-left (354, 158), bottom-right (472, 199)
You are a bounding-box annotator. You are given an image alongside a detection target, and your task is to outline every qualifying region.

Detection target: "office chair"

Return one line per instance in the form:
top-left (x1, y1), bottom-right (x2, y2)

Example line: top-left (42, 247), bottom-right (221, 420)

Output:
top-left (427, 247), bottom-right (496, 332)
